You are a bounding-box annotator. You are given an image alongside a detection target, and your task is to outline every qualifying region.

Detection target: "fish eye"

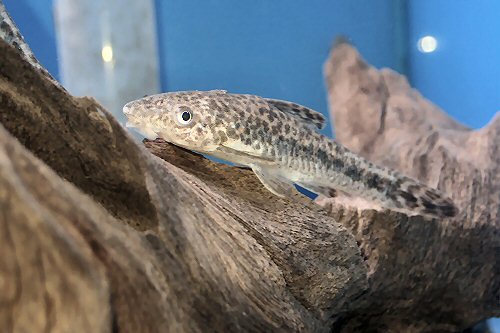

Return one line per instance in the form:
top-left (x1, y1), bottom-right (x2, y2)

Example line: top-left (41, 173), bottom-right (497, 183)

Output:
top-left (176, 108), bottom-right (193, 125)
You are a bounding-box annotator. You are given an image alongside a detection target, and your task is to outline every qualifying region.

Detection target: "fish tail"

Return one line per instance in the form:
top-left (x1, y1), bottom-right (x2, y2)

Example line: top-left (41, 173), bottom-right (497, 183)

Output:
top-left (386, 175), bottom-right (458, 218)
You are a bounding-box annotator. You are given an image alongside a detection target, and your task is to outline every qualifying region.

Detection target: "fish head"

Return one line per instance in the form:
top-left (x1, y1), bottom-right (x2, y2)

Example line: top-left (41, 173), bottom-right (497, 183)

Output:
top-left (123, 90), bottom-right (235, 153)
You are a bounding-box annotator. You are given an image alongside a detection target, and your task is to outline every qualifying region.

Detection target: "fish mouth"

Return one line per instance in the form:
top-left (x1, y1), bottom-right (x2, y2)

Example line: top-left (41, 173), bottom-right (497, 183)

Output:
top-left (122, 101), bottom-right (136, 116)
top-left (123, 102), bottom-right (141, 130)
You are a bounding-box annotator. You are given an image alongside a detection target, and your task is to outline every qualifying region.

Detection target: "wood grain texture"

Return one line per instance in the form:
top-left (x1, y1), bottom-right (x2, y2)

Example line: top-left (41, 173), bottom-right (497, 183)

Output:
top-left (0, 37), bottom-right (366, 332)
top-left (0, 1), bottom-right (63, 90)
top-left (0, 5), bottom-right (498, 331)
top-left (322, 41), bottom-right (500, 332)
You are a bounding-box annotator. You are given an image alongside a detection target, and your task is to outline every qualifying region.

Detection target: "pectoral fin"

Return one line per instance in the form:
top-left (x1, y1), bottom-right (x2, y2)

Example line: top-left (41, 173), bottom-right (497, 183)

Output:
top-left (215, 145), bottom-right (275, 166)
top-left (251, 165), bottom-right (296, 198)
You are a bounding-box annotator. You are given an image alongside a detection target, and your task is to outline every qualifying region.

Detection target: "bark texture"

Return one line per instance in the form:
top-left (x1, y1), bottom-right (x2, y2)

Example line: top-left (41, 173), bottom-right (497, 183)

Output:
top-left (0, 33), bottom-right (366, 332)
top-left (322, 41), bottom-right (500, 332)
top-left (0, 6), bottom-right (498, 332)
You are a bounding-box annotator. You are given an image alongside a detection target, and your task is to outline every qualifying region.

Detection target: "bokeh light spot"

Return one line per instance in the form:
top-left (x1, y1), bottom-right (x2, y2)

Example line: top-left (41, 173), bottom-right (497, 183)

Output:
top-left (417, 36), bottom-right (438, 53)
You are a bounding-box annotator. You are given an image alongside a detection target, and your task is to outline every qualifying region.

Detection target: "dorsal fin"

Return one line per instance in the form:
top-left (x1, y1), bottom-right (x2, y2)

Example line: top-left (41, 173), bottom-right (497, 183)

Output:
top-left (265, 98), bottom-right (327, 130)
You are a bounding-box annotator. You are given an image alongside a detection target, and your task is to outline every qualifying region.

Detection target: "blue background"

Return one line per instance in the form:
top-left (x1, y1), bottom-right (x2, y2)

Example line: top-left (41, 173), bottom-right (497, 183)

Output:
top-left (408, 1), bottom-right (500, 129)
top-left (4, 0), bottom-right (59, 80)
top-left (155, 0), bottom-right (402, 136)
top-left (3, 0), bottom-right (500, 330)
top-left (6, 0), bottom-right (500, 132)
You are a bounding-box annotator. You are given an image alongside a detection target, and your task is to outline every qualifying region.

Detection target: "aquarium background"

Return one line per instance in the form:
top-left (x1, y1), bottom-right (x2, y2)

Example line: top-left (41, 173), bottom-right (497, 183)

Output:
top-left (5, 0), bottom-right (500, 131)
top-left (3, 0), bottom-right (500, 330)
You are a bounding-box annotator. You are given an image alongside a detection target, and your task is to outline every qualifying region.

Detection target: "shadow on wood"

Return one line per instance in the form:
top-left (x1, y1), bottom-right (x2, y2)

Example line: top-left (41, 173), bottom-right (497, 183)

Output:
top-left (322, 41), bottom-right (500, 332)
top-left (0, 27), bottom-right (365, 333)
top-left (0, 5), bottom-right (498, 332)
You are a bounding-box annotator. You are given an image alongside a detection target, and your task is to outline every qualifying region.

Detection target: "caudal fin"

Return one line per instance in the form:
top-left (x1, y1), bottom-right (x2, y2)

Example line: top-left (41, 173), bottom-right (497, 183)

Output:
top-left (300, 176), bottom-right (458, 218)
top-left (393, 180), bottom-right (458, 218)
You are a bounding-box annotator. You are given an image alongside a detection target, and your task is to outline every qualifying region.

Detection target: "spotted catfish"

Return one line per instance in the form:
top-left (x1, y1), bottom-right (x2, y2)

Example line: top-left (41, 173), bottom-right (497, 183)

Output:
top-left (123, 90), bottom-right (458, 218)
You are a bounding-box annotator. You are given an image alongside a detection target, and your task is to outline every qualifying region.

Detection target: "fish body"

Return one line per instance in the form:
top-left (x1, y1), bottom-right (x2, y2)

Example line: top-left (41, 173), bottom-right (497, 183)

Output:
top-left (123, 90), bottom-right (458, 218)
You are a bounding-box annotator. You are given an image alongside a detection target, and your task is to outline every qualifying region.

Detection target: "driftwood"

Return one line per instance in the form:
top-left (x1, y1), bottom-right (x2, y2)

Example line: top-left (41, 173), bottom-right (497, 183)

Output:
top-left (321, 42), bottom-right (500, 332)
top-left (0, 6), bottom-right (498, 332)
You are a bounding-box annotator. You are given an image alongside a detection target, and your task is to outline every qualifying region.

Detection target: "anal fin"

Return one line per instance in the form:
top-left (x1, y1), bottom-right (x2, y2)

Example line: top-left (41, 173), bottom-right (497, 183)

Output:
top-left (251, 165), bottom-right (296, 198)
top-left (296, 183), bottom-right (341, 198)
top-left (300, 182), bottom-right (381, 212)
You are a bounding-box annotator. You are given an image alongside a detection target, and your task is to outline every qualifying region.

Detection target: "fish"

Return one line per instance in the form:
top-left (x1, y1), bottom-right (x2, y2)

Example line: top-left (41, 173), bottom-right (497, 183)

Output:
top-left (123, 90), bottom-right (458, 218)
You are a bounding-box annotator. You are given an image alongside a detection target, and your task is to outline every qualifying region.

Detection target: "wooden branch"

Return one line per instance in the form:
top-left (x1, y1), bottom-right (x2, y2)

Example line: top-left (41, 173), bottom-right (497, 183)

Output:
top-left (0, 35), bottom-right (366, 332)
top-left (322, 41), bottom-right (500, 332)
top-left (0, 0), bottom-right (63, 90)
top-left (0, 6), bottom-right (498, 331)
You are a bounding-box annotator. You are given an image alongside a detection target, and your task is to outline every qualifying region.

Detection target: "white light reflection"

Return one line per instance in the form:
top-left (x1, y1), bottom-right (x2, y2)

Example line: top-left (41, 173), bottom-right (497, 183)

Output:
top-left (101, 44), bottom-right (114, 62)
top-left (418, 36), bottom-right (438, 53)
